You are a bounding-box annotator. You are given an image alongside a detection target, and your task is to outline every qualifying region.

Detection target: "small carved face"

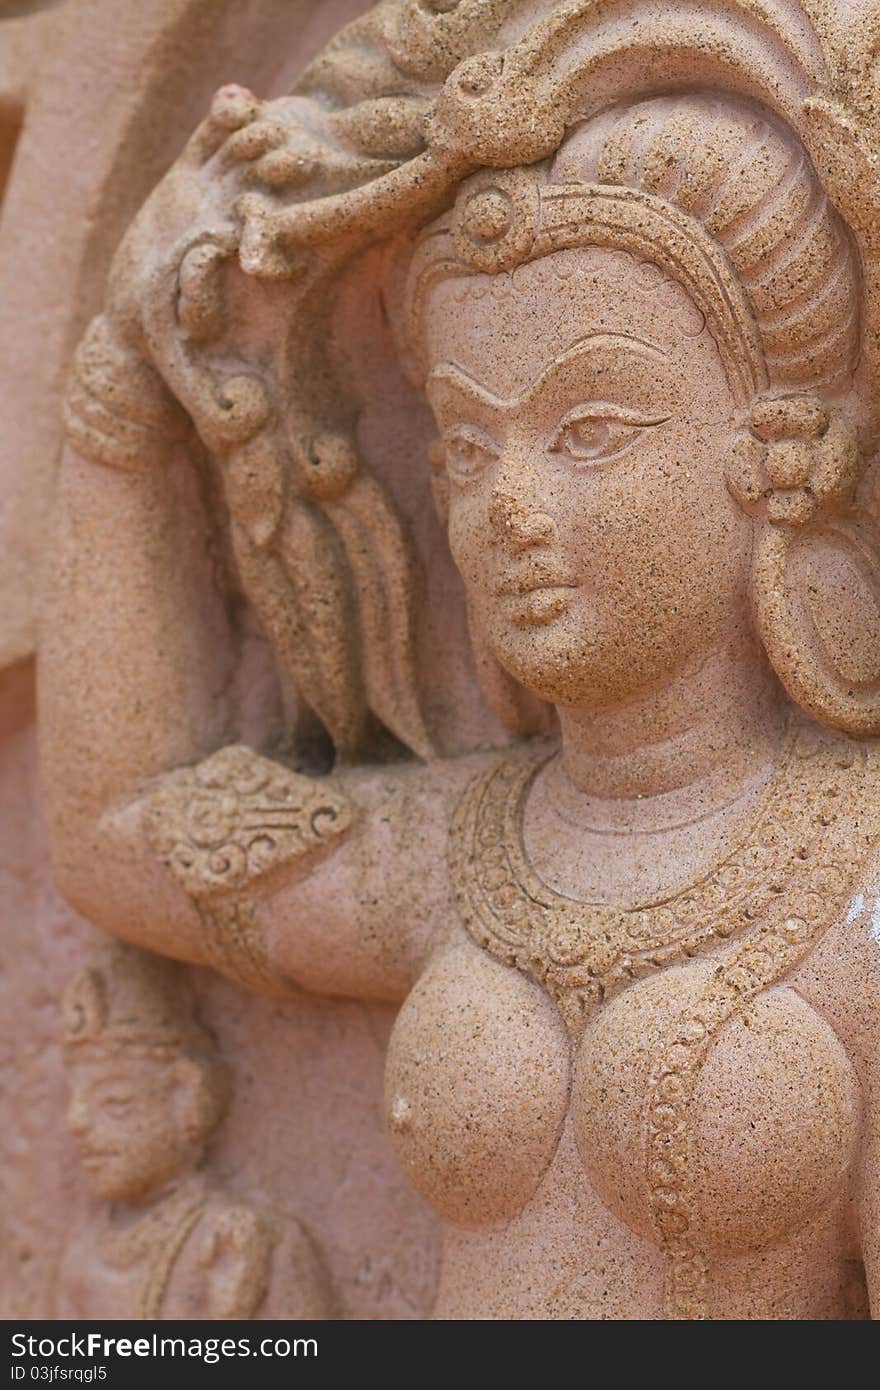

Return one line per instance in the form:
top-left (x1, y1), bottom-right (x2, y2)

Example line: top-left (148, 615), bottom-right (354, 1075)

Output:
top-left (424, 246), bottom-right (750, 709)
top-left (66, 1054), bottom-right (192, 1203)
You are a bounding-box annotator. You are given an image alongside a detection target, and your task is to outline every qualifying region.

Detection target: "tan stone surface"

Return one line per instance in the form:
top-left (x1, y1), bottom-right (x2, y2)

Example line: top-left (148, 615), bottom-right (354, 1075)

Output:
top-left (0, 0), bottom-right (438, 1323)
top-left (8, 0), bottom-right (880, 1320)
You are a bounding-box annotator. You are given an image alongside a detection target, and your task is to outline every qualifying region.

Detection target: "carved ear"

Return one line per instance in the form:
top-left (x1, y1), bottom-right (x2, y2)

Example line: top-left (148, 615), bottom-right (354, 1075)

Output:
top-left (170, 1055), bottom-right (227, 1148)
top-left (753, 516), bottom-right (880, 735)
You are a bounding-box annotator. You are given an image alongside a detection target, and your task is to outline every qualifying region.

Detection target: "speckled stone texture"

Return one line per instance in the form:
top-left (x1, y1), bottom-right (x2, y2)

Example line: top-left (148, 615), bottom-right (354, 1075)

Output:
top-left (0, 0), bottom-right (437, 1323)
top-left (12, 0), bottom-right (880, 1320)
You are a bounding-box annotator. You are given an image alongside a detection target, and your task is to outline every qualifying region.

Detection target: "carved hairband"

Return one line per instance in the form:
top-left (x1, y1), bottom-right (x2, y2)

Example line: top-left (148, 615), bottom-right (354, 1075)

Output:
top-left (68, 168), bottom-right (863, 541)
top-left (404, 166), bottom-right (764, 403)
top-left (404, 166), bottom-right (864, 528)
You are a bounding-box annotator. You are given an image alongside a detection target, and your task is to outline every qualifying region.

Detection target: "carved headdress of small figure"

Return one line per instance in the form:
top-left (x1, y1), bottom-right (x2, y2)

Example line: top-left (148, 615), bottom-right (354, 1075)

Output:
top-left (62, 938), bottom-right (214, 1064)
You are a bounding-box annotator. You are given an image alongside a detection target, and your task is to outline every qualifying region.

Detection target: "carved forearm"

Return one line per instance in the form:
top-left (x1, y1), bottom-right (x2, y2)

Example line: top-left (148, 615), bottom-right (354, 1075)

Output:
top-left (144, 744), bottom-right (353, 994)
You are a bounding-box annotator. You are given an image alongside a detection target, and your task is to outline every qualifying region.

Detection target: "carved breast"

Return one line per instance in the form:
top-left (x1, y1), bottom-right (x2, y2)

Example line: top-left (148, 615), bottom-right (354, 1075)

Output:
top-left (383, 726), bottom-right (877, 1314)
top-left (386, 942), bottom-right (860, 1265)
top-left (384, 940), bottom-right (570, 1228)
top-left (386, 936), bottom-right (861, 1254)
top-left (572, 963), bottom-right (861, 1256)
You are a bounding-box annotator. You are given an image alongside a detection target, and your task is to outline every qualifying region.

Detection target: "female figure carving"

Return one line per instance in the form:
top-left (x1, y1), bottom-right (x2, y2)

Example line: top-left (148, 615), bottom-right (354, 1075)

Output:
top-left (40, 0), bottom-right (880, 1317)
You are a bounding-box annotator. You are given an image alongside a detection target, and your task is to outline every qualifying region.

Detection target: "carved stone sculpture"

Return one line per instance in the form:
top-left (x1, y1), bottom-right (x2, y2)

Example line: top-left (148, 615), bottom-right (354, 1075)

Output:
top-left (57, 939), bottom-right (330, 1320)
top-left (39, 0), bottom-right (880, 1318)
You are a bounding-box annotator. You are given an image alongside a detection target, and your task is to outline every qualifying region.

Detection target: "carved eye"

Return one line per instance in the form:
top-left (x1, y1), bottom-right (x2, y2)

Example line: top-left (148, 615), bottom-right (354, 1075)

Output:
top-left (550, 405), bottom-right (669, 464)
top-left (442, 424), bottom-right (500, 484)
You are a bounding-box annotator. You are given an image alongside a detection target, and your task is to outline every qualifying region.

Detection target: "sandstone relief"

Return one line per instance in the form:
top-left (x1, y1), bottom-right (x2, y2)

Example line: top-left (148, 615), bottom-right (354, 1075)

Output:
top-left (27, 0), bottom-right (880, 1318)
top-left (57, 939), bottom-right (331, 1320)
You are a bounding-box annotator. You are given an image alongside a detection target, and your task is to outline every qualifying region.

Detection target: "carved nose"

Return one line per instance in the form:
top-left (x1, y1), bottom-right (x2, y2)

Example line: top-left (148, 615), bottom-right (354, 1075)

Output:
top-left (489, 488), bottom-right (556, 551)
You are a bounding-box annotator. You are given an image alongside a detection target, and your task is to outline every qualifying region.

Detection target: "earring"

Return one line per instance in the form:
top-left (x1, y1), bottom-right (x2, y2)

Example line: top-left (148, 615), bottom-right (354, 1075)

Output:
top-left (727, 395), bottom-right (880, 735)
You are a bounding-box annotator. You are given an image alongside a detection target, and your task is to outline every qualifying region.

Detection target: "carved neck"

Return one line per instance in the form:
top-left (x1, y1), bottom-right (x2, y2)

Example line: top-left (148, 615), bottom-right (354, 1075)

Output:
top-left (555, 634), bottom-right (787, 820)
top-left (108, 1170), bottom-right (205, 1226)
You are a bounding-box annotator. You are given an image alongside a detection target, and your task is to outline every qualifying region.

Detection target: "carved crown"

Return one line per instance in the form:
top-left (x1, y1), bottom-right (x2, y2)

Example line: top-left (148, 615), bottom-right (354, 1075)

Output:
top-left (62, 939), bottom-right (211, 1060)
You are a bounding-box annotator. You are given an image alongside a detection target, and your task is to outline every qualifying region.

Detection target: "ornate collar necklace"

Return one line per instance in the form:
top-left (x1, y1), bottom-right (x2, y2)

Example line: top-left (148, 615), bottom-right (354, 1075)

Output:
top-left (449, 718), bottom-right (880, 1033)
top-left (451, 718), bottom-right (880, 1320)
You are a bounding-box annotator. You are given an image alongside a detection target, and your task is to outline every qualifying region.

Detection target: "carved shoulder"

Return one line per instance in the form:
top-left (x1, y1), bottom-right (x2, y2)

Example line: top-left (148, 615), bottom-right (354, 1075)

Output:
top-left (789, 842), bottom-right (880, 1077)
top-left (256, 747), bottom-right (500, 1002)
top-left (141, 739), bottom-right (498, 1001)
top-left (141, 744), bottom-right (354, 994)
top-left (175, 1195), bottom-right (272, 1321)
top-left (144, 744), bottom-right (354, 900)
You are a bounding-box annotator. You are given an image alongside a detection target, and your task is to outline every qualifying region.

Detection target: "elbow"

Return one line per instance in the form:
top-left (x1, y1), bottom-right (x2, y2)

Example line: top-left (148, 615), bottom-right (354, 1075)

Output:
top-left (46, 798), bottom-right (211, 966)
top-left (46, 799), bottom-right (141, 940)
top-left (40, 754), bottom-right (118, 929)
top-left (47, 821), bottom-right (122, 936)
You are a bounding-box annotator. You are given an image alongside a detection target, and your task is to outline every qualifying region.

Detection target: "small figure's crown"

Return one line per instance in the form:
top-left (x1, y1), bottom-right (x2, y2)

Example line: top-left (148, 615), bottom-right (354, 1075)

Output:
top-left (62, 939), bottom-right (205, 1058)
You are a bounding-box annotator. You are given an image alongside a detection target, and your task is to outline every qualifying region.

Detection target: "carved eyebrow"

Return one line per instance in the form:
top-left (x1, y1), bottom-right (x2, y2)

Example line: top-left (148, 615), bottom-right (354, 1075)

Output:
top-left (427, 333), bottom-right (668, 408)
top-left (557, 332), bottom-right (667, 369)
top-left (427, 364), bottom-right (501, 411)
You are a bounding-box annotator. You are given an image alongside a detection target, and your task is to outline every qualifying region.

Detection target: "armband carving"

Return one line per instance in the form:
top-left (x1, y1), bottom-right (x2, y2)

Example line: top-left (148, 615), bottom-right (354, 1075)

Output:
top-left (144, 744), bottom-right (353, 992)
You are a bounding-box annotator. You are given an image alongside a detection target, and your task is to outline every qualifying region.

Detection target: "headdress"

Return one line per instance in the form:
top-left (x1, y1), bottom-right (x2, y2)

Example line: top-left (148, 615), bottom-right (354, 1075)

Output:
top-left (62, 939), bottom-right (212, 1062)
top-left (251, 0), bottom-right (880, 399)
top-left (402, 93), bottom-right (861, 404)
top-left (71, 0), bottom-right (880, 755)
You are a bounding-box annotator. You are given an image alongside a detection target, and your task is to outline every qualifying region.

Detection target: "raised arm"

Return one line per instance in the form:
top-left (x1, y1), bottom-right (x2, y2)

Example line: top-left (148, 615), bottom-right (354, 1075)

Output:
top-left (41, 408), bottom-right (458, 1001)
top-left (40, 328), bottom-right (234, 966)
top-left (38, 49), bottom-right (463, 1001)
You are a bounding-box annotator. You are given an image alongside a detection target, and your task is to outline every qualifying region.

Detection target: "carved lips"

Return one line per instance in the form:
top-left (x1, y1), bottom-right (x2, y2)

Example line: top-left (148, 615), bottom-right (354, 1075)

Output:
top-left (495, 571), bottom-right (577, 627)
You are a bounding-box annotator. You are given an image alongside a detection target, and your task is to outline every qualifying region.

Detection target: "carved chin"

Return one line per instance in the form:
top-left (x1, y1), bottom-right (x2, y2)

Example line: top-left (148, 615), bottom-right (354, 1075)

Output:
top-left (480, 598), bottom-right (607, 707)
top-left (80, 1147), bottom-right (173, 1202)
top-left (82, 1161), bottom-right (136, 1201)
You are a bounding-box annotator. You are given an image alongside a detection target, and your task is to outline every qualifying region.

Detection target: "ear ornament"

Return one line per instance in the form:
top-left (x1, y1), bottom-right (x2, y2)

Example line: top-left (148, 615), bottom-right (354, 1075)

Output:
top-left (728, 395), bottom-right (880, 735)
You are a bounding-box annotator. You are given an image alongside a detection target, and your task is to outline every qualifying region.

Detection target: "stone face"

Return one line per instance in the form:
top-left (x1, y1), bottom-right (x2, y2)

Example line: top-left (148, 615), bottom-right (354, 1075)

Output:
top-left (7, 0), bottom-right (880, 1320)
